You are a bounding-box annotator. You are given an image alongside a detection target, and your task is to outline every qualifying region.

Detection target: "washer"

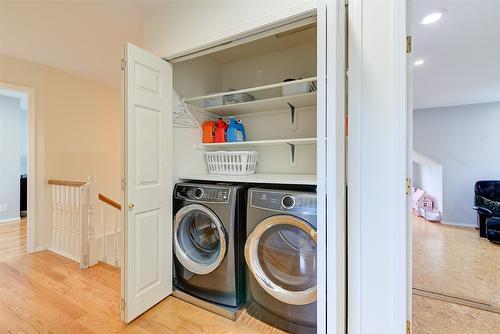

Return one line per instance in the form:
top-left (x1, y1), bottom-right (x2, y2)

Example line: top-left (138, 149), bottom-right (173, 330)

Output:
top-left (173, 183), bottom-right (246, 308)
top-left (245, 187), bottom-right (317, 332)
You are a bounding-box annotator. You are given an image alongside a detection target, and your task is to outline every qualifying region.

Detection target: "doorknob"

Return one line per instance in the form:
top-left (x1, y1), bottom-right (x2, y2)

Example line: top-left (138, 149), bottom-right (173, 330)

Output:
top-left (128, 203), bottom-right (134, 209)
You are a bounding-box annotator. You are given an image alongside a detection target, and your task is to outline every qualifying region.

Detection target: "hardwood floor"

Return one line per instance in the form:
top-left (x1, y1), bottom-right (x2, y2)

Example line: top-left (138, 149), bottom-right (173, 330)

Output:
top-left (0, 219), bottom-right (285, 334)
top-left (2, 217), bottom-right (498, 333)
top-left (0, 218), bottom-right (27, 260)
top-left (412, 216), bottom-right (500, 333)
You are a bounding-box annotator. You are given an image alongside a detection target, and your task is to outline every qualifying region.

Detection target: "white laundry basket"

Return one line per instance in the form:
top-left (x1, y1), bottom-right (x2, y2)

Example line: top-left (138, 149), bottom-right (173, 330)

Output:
top-left (205, 151), bottom-right (258, 175)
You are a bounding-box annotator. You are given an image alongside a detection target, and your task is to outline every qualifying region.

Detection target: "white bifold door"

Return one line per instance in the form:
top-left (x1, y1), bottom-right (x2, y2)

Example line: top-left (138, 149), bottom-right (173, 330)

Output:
top-left (122, 43), bottom-right (173, 323)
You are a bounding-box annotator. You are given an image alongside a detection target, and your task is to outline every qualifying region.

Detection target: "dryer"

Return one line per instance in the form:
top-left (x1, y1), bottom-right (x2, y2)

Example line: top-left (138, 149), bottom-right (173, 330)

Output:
top-left (245, 187), bottom-right (317, 333)
top-left (173, 183), bottom-right (246, 308)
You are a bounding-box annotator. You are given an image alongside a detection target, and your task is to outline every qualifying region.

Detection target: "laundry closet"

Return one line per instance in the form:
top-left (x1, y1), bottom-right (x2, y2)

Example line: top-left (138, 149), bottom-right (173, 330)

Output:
top-left (122, 7), bottom-right (343, 333)
top-left (170, 24), bottom-right (317, 184)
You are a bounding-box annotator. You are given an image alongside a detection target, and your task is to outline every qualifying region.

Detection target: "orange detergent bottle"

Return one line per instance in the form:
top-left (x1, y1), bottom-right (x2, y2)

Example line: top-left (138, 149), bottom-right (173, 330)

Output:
top-left (214, 118), bottom-right (228, 143)
top-left (202, 121), bottom-right (216, 143)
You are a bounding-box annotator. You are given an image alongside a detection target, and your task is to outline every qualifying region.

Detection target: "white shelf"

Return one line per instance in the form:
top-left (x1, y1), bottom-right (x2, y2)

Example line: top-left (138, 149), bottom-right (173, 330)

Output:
top-left (179, 173), bottom-right (317, 185)
top-left (203, 91), bottom-right (316, 116)
top-left (185, 77), bottom-right (316, 102)
top-left (200, 137), bottom-right (316, 148)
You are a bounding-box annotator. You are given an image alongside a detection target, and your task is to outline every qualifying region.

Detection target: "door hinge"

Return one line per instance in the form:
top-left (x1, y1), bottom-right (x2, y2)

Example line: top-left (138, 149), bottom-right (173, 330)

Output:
top-left (406, 36), bottom-right (412, 54)
top-left (406, 320), bottom-right (411, 334)
top-left (121, 59), bottom-right (127, 71)
top-left (121, 298), bottom-right (126, 310)
top-left (406, 177), bottom-right (412, 195)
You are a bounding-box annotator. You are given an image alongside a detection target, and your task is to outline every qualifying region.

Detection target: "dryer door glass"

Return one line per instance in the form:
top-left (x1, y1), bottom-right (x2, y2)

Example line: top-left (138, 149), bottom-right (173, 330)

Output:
top-left (245, 215), bottom-right (317, 305)
top-left (259, 224), bottom-right (316, 291)
top-left (174, 204), bottom-right (226, 275)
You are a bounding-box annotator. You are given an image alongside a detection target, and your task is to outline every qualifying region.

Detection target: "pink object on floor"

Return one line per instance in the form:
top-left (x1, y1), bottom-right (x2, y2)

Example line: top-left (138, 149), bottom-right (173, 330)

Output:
top-left (412, 187), bottom-right (441, 222)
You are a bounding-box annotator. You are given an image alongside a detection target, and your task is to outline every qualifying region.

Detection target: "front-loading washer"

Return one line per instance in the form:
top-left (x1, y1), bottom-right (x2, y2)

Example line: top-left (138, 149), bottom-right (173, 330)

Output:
top-left (173, 183), bottom-right (246, 308)
top-left (245, 187), bottom-right (317, 333)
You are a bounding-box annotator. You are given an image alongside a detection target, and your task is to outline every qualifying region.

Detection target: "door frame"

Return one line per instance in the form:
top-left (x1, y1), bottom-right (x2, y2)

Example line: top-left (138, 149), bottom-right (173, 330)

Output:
top-left (154, 2), bottom-right (345, 332)
top-left (347, 0), bottom-right (409, 333)
top-left (0, 82), bottom-right (40, 253)
top-left (405, 0), bottom-right (414, 329)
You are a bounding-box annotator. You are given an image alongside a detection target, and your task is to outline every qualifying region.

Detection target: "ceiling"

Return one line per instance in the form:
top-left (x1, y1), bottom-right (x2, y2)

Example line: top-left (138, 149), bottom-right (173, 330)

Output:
top-left (0, 1), bottom-right (158, 87)
top-left (413, 0), bottom-right (500, 109)
top-left (208, 24), bottom-right (317, 64)
top-left (2, 0), bottom-right (499, 106)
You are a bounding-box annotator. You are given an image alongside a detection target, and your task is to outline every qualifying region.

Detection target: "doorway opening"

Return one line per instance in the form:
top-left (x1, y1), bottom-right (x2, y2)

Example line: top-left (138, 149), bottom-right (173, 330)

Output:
top-left (410, 1), bottom-right (500, 333)
top-left (0, 84), bottom-right (34, 258)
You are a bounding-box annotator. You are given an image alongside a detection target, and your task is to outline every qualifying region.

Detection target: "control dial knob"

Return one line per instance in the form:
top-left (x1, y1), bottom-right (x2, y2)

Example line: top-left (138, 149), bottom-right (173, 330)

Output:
top-left (194, 187), bottom-right (204, 199)
top-left (281, 194), bottom-right (295, 209)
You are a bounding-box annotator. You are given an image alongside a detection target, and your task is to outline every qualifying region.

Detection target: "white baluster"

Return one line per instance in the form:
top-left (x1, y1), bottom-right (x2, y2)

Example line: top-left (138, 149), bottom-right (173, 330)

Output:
top-left (66, 186), bottom-right (71, 255)
top-left (56, 185), bottom-right (62, 251)
top-left (51, 186), bottom-right (57, 249)
top-left (87, 177), bottom-right (96, 266)
top-left (63, 186), bottom-right (67, 252)
top-left (67, 187), bottom-right (71, 257)
top-left (101, 205), bottom-right (106, 263)
top-left (79, 184), bottom-right (89, 268)
top-left (75, 187), bottom-right (82, 260)
top-left (114, 211), bottom-right (119, 266)
top-left (70, 187), bottom-right (76, 259)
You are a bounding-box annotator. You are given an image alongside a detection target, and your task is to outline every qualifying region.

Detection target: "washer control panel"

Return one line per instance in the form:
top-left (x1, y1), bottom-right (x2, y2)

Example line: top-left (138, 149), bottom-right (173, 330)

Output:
top-left (175, 184), bottom-right (230, 203)
top-left (250, 189), bottom-right (316, 214)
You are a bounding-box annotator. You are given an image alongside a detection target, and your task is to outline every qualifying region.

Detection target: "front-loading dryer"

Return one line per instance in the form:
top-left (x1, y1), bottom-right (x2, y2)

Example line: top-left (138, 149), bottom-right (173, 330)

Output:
top-left (245, 187), bottom-right (317, 333)
top-left (173, 183), bottom-right (246, 308)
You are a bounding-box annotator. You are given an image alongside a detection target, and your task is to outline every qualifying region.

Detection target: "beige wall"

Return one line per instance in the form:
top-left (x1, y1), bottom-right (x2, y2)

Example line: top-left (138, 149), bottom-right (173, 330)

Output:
top-left (0, 55), bottom-right (121, 248)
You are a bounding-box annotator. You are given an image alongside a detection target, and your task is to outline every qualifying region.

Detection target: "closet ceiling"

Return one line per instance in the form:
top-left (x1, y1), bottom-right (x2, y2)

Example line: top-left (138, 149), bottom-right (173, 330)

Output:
top-left (208, 25), bottom-right (316, 64)
top-left (413, 0), bottom-right (500, 109)
top-left (0, 1), bottom-right (163, 87)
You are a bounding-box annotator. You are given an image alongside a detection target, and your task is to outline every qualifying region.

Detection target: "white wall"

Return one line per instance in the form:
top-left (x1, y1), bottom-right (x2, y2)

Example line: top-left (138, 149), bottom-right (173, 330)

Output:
top-left (143, 0), bottom-right (315, 58)
top-left (1, 55), bottom-right (122, 249)
top-left (414, 102), bottom-right (500, 226)
top-left (20, 107), bottom-right (28, 174)
top-left (221, 42), bottom-right (316, 98)
top-left (0, 95), bottom-right (21, 222)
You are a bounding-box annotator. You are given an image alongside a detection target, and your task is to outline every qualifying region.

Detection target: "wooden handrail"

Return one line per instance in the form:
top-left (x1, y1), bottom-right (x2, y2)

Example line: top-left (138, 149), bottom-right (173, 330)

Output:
top-left (48, 179), bottom-right (87, 187)
top-left (98, 193), bottom-right (121, 210)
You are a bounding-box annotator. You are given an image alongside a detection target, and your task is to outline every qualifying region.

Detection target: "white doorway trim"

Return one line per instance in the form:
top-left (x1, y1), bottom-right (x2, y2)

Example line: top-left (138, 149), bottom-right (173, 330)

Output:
top-left (0, 82), bottom-right (40, 253)
top-left (347, 0), bottom-right (409, 332)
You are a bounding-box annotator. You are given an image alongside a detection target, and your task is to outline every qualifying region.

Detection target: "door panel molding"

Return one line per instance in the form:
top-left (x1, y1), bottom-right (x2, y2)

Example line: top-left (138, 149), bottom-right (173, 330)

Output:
top-left (122, 43), bottom-right (173, 323)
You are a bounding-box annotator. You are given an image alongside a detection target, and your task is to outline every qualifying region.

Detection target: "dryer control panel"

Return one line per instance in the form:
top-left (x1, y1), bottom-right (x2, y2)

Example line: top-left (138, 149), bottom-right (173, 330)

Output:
top-left (175, 184), bottom-right (230, 203)
top-left (250, 189), bottom-right (317, 215)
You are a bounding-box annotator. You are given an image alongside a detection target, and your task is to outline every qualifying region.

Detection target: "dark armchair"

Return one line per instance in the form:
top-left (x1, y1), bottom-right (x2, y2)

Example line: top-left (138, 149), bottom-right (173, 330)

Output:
top-left (473, 180), bottom-right (500, 239)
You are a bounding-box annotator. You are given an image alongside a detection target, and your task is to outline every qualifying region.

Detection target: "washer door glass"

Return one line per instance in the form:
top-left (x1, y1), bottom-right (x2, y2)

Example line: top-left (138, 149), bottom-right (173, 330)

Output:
top-left (175, 204), bottom-right (226, 275)
top-left (245, 215), bottom-right (317, 305)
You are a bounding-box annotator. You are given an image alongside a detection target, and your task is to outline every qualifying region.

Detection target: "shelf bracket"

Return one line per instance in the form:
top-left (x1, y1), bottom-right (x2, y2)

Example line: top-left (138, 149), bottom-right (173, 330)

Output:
top-left (287, 143), bottom-right (296, 164)
top-left (287, 102), bottom-right (296, 125)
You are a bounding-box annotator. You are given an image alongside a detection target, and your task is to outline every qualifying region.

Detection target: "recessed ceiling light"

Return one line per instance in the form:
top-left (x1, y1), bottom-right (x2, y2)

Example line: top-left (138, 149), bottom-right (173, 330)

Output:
top-left (421, 12), bottom-right (443, 25)
top-left (414, 59), bottom-right (425, 66)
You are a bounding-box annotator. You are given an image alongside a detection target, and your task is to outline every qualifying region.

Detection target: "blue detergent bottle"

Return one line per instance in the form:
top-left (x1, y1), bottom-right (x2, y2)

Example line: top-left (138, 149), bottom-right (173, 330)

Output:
top-left (226, 117), bottom-right (239, 142)
top-left (236, 119), bottom-right (246, 141)
top-left (226, 117), bottom-right (246, 142)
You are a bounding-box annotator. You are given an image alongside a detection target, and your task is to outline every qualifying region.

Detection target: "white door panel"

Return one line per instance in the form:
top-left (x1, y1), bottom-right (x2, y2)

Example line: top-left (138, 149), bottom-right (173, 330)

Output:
top-left (123, 43), bottom-right (173, 323)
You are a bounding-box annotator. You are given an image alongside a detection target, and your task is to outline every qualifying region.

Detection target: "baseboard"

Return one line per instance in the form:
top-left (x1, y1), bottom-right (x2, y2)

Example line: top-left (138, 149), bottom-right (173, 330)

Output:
top-left (441, 220), bottom-right (475, 228)
top-left (47, 247), bottom-right (79, 263)
top-left (0, 216), bottom-right (21, 224)
top-left (31, 244), bottom-right (49, 253)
